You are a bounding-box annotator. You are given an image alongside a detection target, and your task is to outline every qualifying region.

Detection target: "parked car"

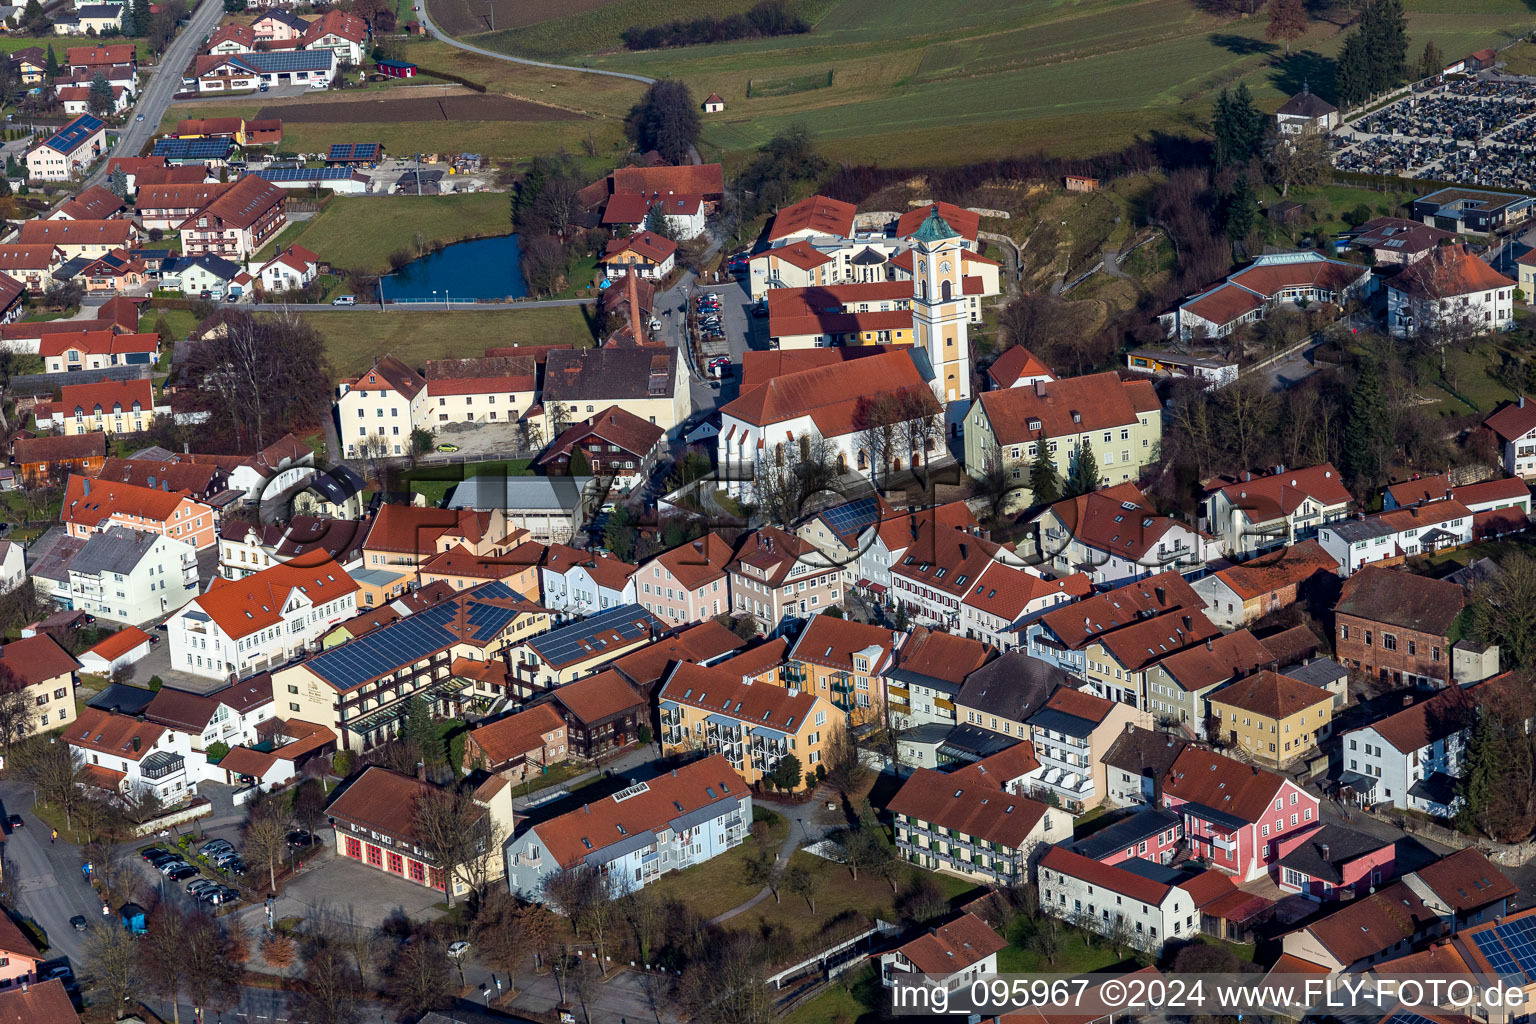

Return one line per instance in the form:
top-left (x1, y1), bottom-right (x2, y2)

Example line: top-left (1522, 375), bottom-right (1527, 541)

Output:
top-left (69, 916), bottom-right (87, 932)
top-left (5, 814), bottom-right (22, 829)
top-left (167, 865), bottom-right (198, 881)
top-left (157, 859), bottom-right (191, 876)
top-left (332, 294), bottom-right (357, 306)
top-left (220, 858), bottom-right (247, 876)
top-left (286, 830), bottom-right (315, 848)
top-left (186, 879), bottom-right (216, 895)
top-left (43, 966), bottom-right (72, 983)
top-left (447, 941), bottom-right (471, 958)
top-left (139, 846), bottom-right (167, 862)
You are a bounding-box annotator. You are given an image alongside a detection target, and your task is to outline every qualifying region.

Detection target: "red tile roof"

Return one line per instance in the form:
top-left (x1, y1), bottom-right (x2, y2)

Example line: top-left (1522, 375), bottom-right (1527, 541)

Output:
top-left (1208, 539), bottom-right (1339, 600)
top-left (301, 9), bottom-right (367, 43)
top-left (1041, 482), bottom-right (1195, 563)
top-left (192, 558), bottom-right (356, 640)
top-left (891, 625), bottom-right (992, 685)
top-left (661, 661), bottom-right (821, 733)
top-left (67, 44), bottom-right (134, 66)
top-left (326, 766), bottom-right (477, 845)
top-left (1386, 473), bottom-right (1529, 509)
top-left (649, 533), bottom-right (733, 590)
top-left (1227, 255), bottom-right (1370, 299)
top-left (530, 754), bottom-right (745, 870)
top-left (987, 344), bottom-right (1054, 388)
top-left (1393, 243), bottom-right (1514, 299)
top-left (541, 543), bottom-right (637, 592)
top-left (1181, 282), bottom-right (1264, 328)
top-left (723, 348), bottom-right (932, 436)
top-left (1360, 686), bottom-right (1475, 754)
top-left (0, 634), bottom-right (79, 686)
top-left (549, 668), bottom-right (644, 725)
top-left (468, 703), bottom-right (565, 766)
top-left (539, 405), bottom-right (664, 464)
top-left (895, 913), bottom-right (1006, 975)
top-left (962, 563), bottom-right (1091, 620)
top-left (975, 371), bottom-right (1159, 444)
top-left (1097, 606), bottom-right (1221, 671)
top-left (1037, 571), bottom-right (1203, 651)
top-left (895, 200), bottom-right (981, 242)
top-left (18, 219), bottom-right (134, 246)
top-left (1164, 746), bottom-right (1290, 823)
top-left (69, 707), bottom-right (166, 762)
top-left (1155, 629), bottom-right (1274, 692)
top-left (82, 626), bottom-right (151, 663)
top-left (768, 195), bottom-right (856, 240)
top-left (40, 330), bottom-right (158, 360)
top-left (0, 979), bottom-right (76, 1024)
top-left (610, 620), bottom-right (745, 689)
top-left (1303, 881), bottom-right (1435, 967)
top-left (365, 506), bottom-right (498, 555)
top-left (63, 474), bottom-right (188, 527)
top-left (788, 614), bottom-right (897, 673)
top-left (1486, 397), bottom-right (1536, 442)
top-left (1411, 847), bottom-right (1516, 912)
top-left (183, 175), bottom-right (283, 230)
top-left (604, 232), bottom-right (677, 264)
top-left (1210, 463), bottom-right (1353, 523)
top-left (58, 377), bottom-right (153, 417)
top-left (1209, 668), bottom-right (1332, 718)
top-left (610, 163), bottom-right (724, 198)
top-left (1040, 844), bottom-right (1172, 904)
top-left (887, 766), bottom-right (1050, 848)
top-left (760, 239), bottom-right (831, 271)
top-left (15, 431), bottom-right (105, 466)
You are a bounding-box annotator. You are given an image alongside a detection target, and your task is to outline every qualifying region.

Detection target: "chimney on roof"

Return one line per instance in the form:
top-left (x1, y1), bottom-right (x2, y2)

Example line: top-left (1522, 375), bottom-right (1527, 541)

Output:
top-left (959, 542), bottom-right (968, 561)
top-left (1320, 842), bottom-right (1330, 860)
top-left (1125, 720), bottom-right (1134, 734)
top-left (1205, 637), bottom-right (1213, 651)
top-left (1182, 614), bottom-right (1192, 631)
top-left (1154, 585), bottom-right (1166, 606)
top-left (1035, 379), bottom-right (1047, 398)
top-left (1404, 695), bottom-right (1413, 708)
top-left (1522, 396), bottom-right (1527, 408)
top-left (132, 736), bottom-right (140, 752)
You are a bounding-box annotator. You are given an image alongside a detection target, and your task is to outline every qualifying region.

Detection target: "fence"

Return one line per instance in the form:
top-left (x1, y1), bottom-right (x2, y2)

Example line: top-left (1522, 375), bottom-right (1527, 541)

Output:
top-left (130, 797), bottom-right (213, 837)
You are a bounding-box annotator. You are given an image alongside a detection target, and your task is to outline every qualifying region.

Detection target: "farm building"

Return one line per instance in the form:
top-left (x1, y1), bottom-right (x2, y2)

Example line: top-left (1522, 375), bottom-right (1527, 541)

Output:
top-left (703, 92), bottom-right (725, 112)
top-left (1065, 175), bottom-right (1099, 192)
top-left (326, 142), bottom-right (383, 168)
top-left (375, 58), bottom-right (416, 78)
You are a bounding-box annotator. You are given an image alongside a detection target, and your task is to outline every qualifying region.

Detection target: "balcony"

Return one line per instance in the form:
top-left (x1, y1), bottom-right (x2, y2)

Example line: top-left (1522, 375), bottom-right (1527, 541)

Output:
top-left (140, 751), bottom-right (184, 781)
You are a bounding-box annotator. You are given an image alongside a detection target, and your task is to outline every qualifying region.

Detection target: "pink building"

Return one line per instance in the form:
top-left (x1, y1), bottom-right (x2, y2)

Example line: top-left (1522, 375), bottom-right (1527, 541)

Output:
top-left (637, 534), bottom-right (733, 628)
top-left (0, 912), bottom-right (43, 989)
top-left (1272, 823), bottom-right (1395, 901)
top-left (1071, 806), bottom-right (1183, 867)
top-left (1161, 746), bottom-right (1319, 882)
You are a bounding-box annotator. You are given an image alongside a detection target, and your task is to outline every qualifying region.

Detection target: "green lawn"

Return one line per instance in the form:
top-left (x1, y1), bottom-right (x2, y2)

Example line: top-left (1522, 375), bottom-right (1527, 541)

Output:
top-left (641, 811), bottom-right (792, 921)
top-left (139, 308), bottom-right (199, 342)
top-left (404, 458), bottom-right (533, 503)
top-left (298, 307), bottom-right (597, 375)
top-left (274, 193), bottom-right (511, 276)
top-left (447, 0), bottom-right (1534, 164)
top-left (997, 920), bottom-right (1134, 974)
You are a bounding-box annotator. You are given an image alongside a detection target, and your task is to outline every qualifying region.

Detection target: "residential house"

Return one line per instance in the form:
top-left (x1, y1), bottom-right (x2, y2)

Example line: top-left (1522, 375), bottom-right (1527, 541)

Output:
top-left (507, 604), bottom-right (663, 696)
top-left (1026, 571), bottom-right (1205, 680)
top-left (0, 244), bottom-right (64, 290)
top-left (963, 373), bottom-right (1162, 510)
top-left (985, 344), bottom-right (1056, 390)
top-left (542, 347), bottom-right (691, 440)
top-left (1083, 603), bottom-right (1221, 709)
top-left (637, 534), bottom-right (733, 627)
top-left (1483, 396), bottom-right (1536, 480)
top-left (1339, 685), bottom-right (1476, 815)
top-left (66, 249), bottom-right (147, 294)
top-left (8, 48), bottom-right (44, 85)
top-left (1030, 482), bottom-right (1213, 586)
top-left (160, 254), bottom-right (246, 299)
top-left (764, 280), bottom-right (916, 350)
top-left (1038, 845), bottom-right (1201, 950)
top-left (1142, 629), bottom-right (1276, 737)
top-left (249, 244), bottom-right (319, 293)
top-left (1207, 669), bottom-right (1335, 768)
top-left (203, 22), bottom-right (256, 54)
top-left (24, 115), bottom-right (106, 182)
top-left (609, 619), bottom-right (745, 697)
top-left (1202, 463), bottom-right (1354, 558)
top-left (1349, 216), bottom-right (1457, 265)
top-left (336, 355), bottom-right (428, 458)
top-left (45, 378), bottom-right (157, 436)
top-left (136, 183), bottom-right (230, 232)
top-left (1317, 499), bottom-right (1474, 574)
top-left (66, 44), bottom-right (135, 76)
top-left (503, 755), bottom-right (750, 901)
top-left (884, 626), bottom-right (991, 729)
top-left (1335, 566), bottom-right (1466, 687)
top-left (1161, 745), bottom-right (1320, 881)
top-left (1280, 881), bottom-right (1441, 972)
top-left (61, 475), bottom-right (217, 551)
top-left (328, 766), bottom-right (515, 899)
top-left (954, 650), bottom-right (1071, 742)
top-left (361, 505), bottom-right (519, 575)
top-left (1102, 724), bottom-right (1187, 808)
top-left (1069, 804), bottom-right (1184, 865)
top-left (1384, 473), bottom-right (1531, 515)
top-left (0, 541), bottom-right (22, 595)
top-left (958, 561), bottom-right (1091, 652)
top-left (192, 51), bottom-right (334, 92)
top-left (877, 914), bottom-right (1006, 997)
top-left (14, 432), bottom-right (105, 486)
top-left (1025, 686), bottom-right (1140, 811)
top-left (537, 544), bottom-right (637, 618)
top-left (417, 539), bottom-right (543, 597)
top-left (180, 176), bottom-right (287, 258)
top-left (51, 185), bottom-right (126, 222)
top-left (67, 707), bottom-right (197, 803)
top-left (298, 9), bottom-right (368, 64)
top-left (601, 232), bottom-right (677, 280)
top-left (422, 354), bottom-right (537, 427)
top-left (541, 669), bottom-right (648, 760)
top-left (854, 499), bottom-right (979, 595)
top-left (1275, 86), bottom-right (1339, 133)
top-left (727, 526), bottom-right (843, 631)
top-left (1273, 823), bottom-right (1395, 901)
top-left (888, 761), bottom-right (1069, 885)
top-left (0, 912), bottom-right (44, 988)
top-left (144, 677), bottom-right (276, 754)
top-left (1402, 847), bottom-right (1517, 933)
top-left (659, 662), bottom-right (833, 789)
top-left (167, 558), bottom-right (358, 679)
top-left (462, 703), bottom-right (567, 780)
top-left (1388, 243), bottom-right (1516, 338)
top-left (783, 613), bottom-right (898, 726)
top-left (888, 520), bottom-right (1007, 631)
top-left (252, 10), bottom-right (309, 42)
top-left (0, 634), bottom-right (79, 738)
top-left (17, 218), bottom-right (137, 260)
top-left (40, 331), bottom-right (159, 373)
top-left (535, 406), bottom-right (665, 493)
top-left (56, 79), bottom-right (129, 113)
top-left (277, 581), bottom-right (548, 750)
top-left (61, 526), bottom-right (197, 626)
top-left (1193, 540), bottom-right (1341, 630)
top-left (78, 625), bottom-right (153, 676)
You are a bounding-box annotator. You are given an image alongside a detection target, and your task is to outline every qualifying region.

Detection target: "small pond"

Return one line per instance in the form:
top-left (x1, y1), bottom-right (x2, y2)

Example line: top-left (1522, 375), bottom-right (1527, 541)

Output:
top-left (382, 234), bottom-right (528, 302)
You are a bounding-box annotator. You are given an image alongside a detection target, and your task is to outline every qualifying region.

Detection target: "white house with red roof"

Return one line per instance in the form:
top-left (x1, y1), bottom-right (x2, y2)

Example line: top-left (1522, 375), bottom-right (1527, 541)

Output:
top-left (1029, 481), bottom-right (1216, 586)
top-left (1038, 845), bottom-right (1201, 950)
top-left (68, 706), bottom-right (200, 801)
top-left (1317, 498), bottom-right (1473, 574)
top-left (878, 912), bottom-right (1006, 993)
top-left (336, 354), bottom-right (428, 458)
top-left (1202, 463), bottom-right (1354, 557)
top-left (167, 558), bottom-right (358, 679)
top-left (1159, 251), bottom-right (1372, 339)
top-left (986, 344), bottom-right (1055, 390)
top-left (1387, 243), bottom-right (1515, 339)
top-left (601, 231), bottom-right (676, 280)
top-left (298, 9), bottom-right (368, 64)
top-left (538, 544), bottom-right (637, 617)
top-left (1161, 745), bottom-right (1319, 881)
top-left (1485, 396), bottom-right (1536, 480)
top-left (959, 559), bottom-right (1090, 651)
top-left (78, 625), bottom-right (154, 675)
top-left (248, 243), bottom-right (318, 293)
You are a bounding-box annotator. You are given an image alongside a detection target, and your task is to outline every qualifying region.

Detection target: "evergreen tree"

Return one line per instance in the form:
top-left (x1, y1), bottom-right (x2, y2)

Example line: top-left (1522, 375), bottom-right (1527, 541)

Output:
top-left (1069, 438), bottom-right (1099, 497)
top-left (1224, 175), bottom-right (1257, 240)
top-left (1342, 357), bottom-right (1389, 489)
top-left (1336, 32), bottom-right (1371, 107)
top-left (1362, 0), bottom-right (1408, 94)
top-left (132, 0), bottom-right (149, 36)
top-left (107, 167), bottom-right (127, 199)
top-left (1419, 39), bottom-right (1443, 79)
top-left (402, 695), bottom-right (439, 765)
top-left (1231, 83), bottom-right (1263, 161)
top-left (1211, 89), bottom-right (1235, 169)
top-left (119, 2), bottom-right (134, 35)
top-left (1029, 445), bottom-right (1060, 506)
top-left (87, 73), bottom-right (113, 117)
top-left (1457, 708), bottom-right (1501, 835)
top-left (43, 43), bottom-right (58, 81)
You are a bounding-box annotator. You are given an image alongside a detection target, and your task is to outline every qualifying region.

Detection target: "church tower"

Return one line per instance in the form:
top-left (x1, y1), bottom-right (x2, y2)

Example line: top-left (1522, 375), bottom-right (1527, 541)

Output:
top-left (909, 205), bottom-right (972, 406)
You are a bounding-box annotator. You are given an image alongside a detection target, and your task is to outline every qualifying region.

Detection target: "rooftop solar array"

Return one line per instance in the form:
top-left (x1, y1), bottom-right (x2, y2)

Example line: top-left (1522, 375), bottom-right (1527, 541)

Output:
top-left (247, 50), bottom-right (332, 72)
top-left (256, 166), bottom-right (355, 182)
top-left (305, 581), bottom-right (520, 691)
top-left (1471, 916), bottom-right (1536, 980)
top-left (820, 496), bottom-right (880, 538)
top-left (153, 137), bottom-right (232, 160)
top-left (328, 143), bottom-right (380, 162)
top-left (47, 114), bottom-right (105, 154)
top-left (527, 603), bottom-right (659, 665)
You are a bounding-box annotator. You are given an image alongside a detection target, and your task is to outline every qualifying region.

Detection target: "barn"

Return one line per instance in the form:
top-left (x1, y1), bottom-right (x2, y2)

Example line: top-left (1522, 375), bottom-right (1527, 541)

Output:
top-left (375, 58), bottom-right (417, 79)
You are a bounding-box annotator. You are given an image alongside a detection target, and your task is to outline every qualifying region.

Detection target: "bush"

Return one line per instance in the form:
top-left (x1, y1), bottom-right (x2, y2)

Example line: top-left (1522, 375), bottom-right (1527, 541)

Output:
top-left (148, 675), bottom-right (164, 691)
top-left (621, 0), bottom-right (808, 50)
top-left (332, 750), bottom-right (354, 776)
top-left (207, 741), bottom-right (230, 763)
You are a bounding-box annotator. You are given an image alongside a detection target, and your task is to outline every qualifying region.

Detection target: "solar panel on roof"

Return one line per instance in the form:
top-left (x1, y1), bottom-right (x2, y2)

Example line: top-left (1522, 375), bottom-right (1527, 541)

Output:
top-left (248, 50), bottom-right (332, 72)
top-left (256, 166), bottom-right (354, 182)
top-left (152, 138), bottom-right (232, 160)
top-left (327, 143), bottom-right (379, 162)
top-left (528, 603), bottom-right (659, 665)
top-left (820, 497), bottom-right (879, 536)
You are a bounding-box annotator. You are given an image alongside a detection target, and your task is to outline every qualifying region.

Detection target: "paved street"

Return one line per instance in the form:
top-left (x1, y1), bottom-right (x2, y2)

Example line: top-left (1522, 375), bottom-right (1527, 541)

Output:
top-left (83, 0), bottom-right (224, 190)
top-left (0, 781), bottom-right (109, 968)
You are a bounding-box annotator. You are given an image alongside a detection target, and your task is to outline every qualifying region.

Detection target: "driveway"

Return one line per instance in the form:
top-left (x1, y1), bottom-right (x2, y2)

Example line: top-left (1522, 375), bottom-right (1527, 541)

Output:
top-left (0, 780), bottom-right (112, 968)
top-left (249, 847), bottom-right (447, 932)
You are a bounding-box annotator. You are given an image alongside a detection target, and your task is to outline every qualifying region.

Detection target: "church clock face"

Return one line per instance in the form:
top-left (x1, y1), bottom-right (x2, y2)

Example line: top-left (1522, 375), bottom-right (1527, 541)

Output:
top-left (940, 260), bottom-right (951, 274)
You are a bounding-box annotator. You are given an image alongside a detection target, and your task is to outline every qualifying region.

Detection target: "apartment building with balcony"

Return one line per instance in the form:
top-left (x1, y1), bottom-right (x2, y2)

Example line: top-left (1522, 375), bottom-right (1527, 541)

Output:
top-left (1201, 463), bottom-right (1353, 558)
top-left (68, 707), bottom-right (198, 802)
top-left (1030, 483), bottom-right (1215, 586)
top-left (167, 558), bottom-right (358, 680)
top-left (1026, 571), bottom-right (1205, 680)
top-left (888, 761), bottom-right (1069, 885)
top-left (883, 626), bottom-right (992, 729)
top-left (1038, 845), bottom-right (1201, 951)
top-left (506, 604), bottom-right (664, 698)
top-left (1025, 686), bottom-right (1139, 811)
top-left (658, 661), bottom-right (832, 790)
top-left (782, 613), bottom-right (899, 726)
top-left (59, 526), bottom-right (197, 626)
top-left (504, 755), bottom-right (750, 901)
top-left (274, 581), bottom-right (549, 750)
top-left (1161, 745), bottom-right (1319, 881)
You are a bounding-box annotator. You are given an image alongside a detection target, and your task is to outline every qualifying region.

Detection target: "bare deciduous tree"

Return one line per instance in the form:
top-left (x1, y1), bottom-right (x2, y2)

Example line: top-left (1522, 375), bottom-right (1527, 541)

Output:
top-left (292, 946), bottom-right (363, 1024)
top-left (411, 786), bottom-right (499, 908)
top-left (182, 310), bottom-right (332, 450)
top-left (83, 923), bottom-right (142, 1013)
top-left (242, 793), bottom-right (288, 892)
top-left (380, 936), bottom-right (453, 1016)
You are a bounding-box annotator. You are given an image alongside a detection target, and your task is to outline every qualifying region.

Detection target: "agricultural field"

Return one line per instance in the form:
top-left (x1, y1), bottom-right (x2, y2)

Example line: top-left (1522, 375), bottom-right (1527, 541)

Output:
top-left (269, 192), bottom-right (511, 274)
top-left (442, 0), bottom-right (1536, 165)
top-left (300, 307), bottom-right (596, 373)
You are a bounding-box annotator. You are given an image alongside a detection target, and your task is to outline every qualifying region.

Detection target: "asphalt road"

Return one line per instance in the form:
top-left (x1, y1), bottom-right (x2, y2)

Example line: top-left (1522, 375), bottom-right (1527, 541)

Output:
top-left (0, 781), bottom-right (103, 968)
top-left (84, 0), bottom-right (224, 189)
top-left (416, 0), bottom-right (654, 84)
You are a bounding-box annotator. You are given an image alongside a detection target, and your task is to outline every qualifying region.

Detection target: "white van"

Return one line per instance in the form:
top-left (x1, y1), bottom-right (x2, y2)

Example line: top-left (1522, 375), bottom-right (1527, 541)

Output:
top-left (331, 294), bottom-right (357, 306)
top-left (309, 78), bottom-right (329, 89)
